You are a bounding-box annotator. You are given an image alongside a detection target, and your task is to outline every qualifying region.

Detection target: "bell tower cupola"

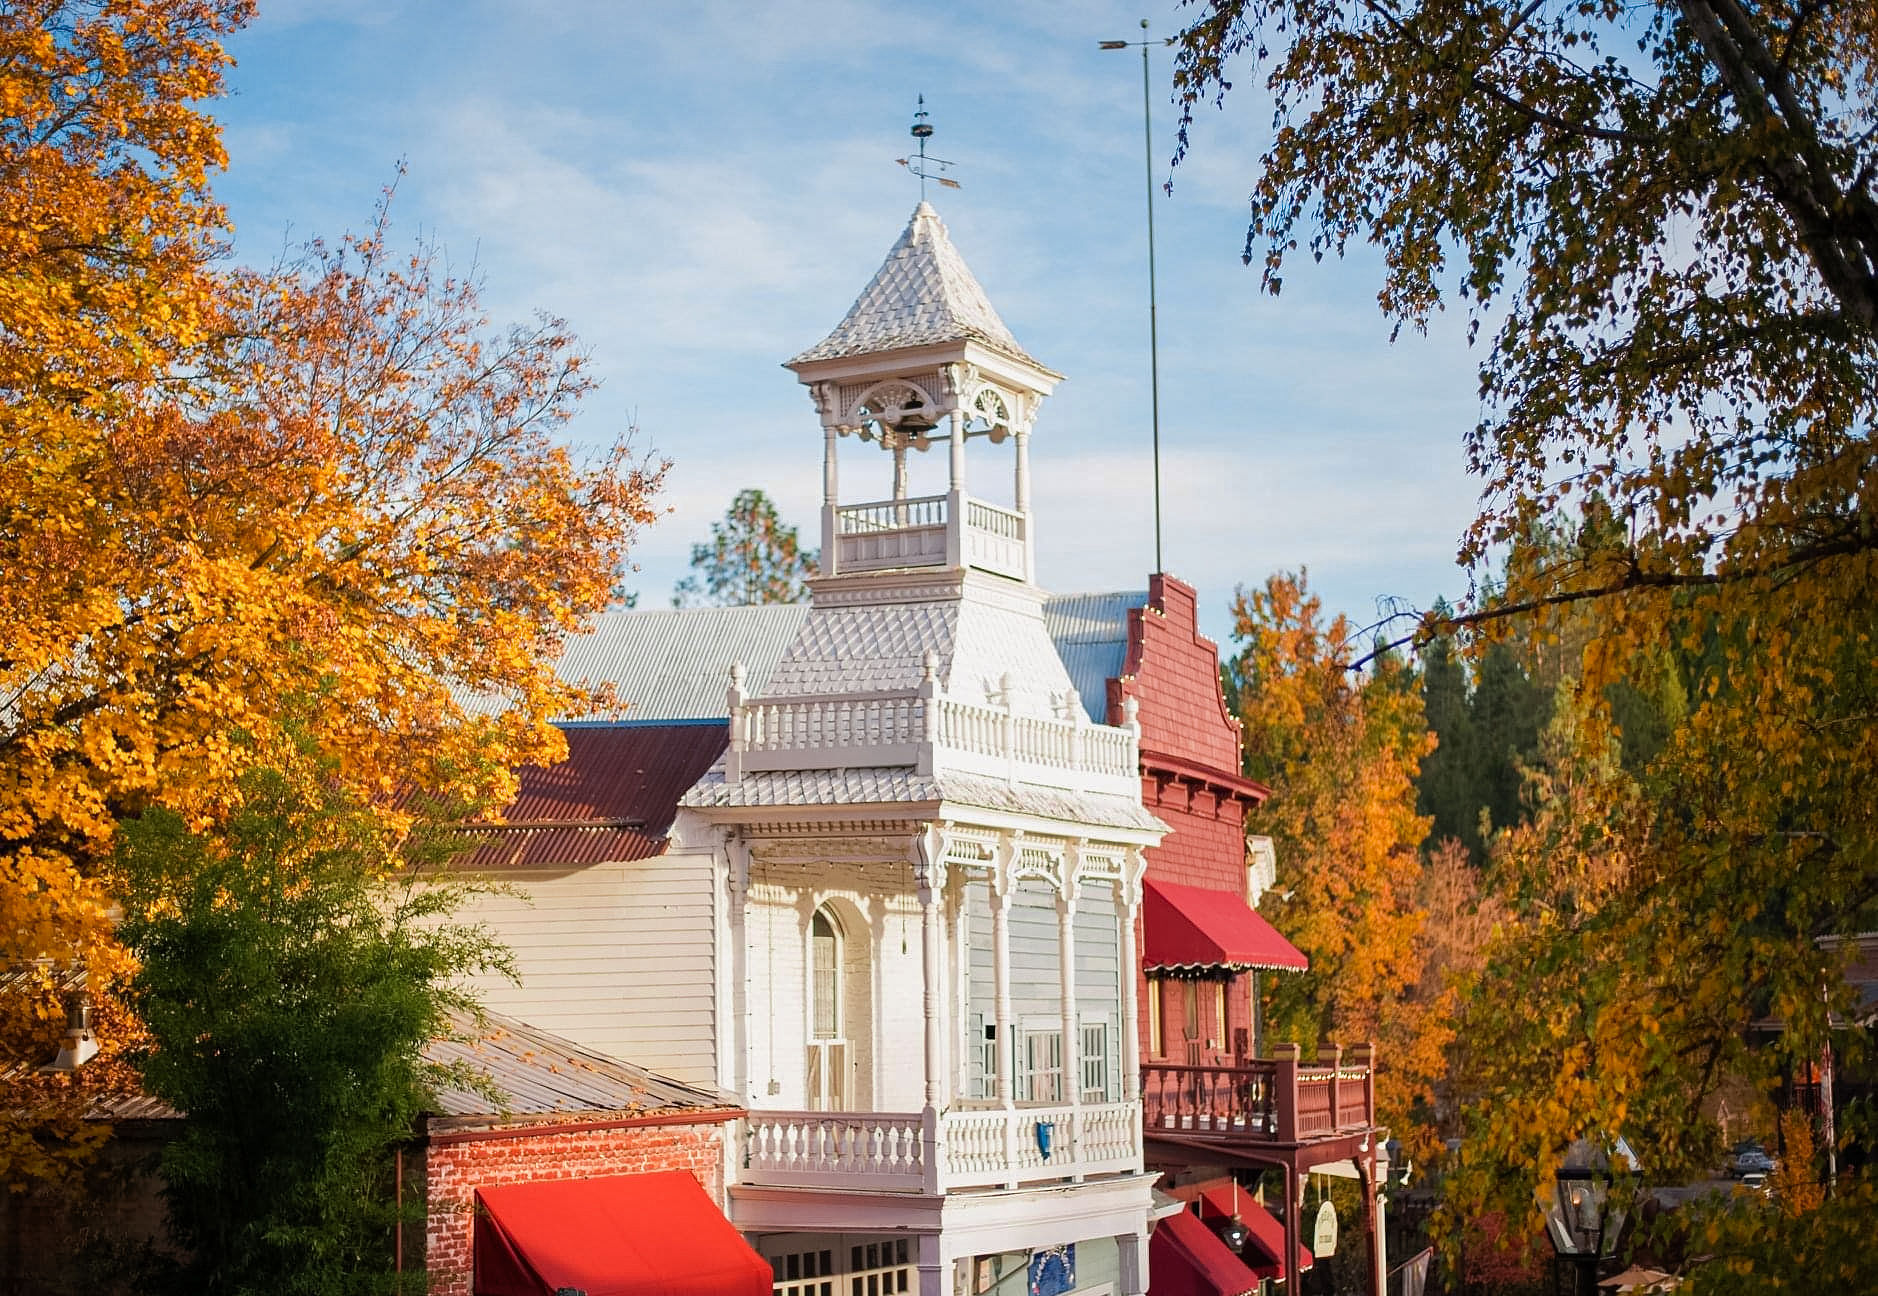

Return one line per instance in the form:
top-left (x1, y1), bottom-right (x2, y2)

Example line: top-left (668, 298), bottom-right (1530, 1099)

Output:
top-left (786, 202), bottom-right (1062, 584)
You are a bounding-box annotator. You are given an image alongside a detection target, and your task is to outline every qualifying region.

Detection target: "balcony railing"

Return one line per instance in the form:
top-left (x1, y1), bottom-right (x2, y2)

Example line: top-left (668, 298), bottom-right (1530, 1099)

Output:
top-left (742, 1101), bottom-right (1140, 1194)
top-left (1141, 1045), bottom-right (1376, 1145)
top-left (831, 492), bottom-right (1026, 581)
top-left (730, 690), bottom-right (1139, 795)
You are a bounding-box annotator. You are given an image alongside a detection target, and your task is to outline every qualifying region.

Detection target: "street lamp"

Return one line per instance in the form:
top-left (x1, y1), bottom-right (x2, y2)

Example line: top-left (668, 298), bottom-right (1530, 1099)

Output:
top-left (1543, 1141), bottom-right (1626, 1296)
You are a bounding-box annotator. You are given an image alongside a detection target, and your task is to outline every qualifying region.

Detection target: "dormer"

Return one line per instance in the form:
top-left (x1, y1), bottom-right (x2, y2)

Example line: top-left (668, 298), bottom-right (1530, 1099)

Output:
top-left (787, 202), bottom-right (1061, 585)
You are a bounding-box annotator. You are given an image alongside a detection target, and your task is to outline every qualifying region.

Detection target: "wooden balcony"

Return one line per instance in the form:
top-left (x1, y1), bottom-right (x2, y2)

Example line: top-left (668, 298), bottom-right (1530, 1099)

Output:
top-left (1142, 1043), bottom-right (1376, 1151)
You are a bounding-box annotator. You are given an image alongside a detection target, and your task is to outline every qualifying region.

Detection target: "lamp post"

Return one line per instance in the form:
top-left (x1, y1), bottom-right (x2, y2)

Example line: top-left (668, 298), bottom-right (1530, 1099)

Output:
top-left (1099, 19), bottom-right (1173, 575)
top-left (1543, 1142), bottom-right (1624, 1296)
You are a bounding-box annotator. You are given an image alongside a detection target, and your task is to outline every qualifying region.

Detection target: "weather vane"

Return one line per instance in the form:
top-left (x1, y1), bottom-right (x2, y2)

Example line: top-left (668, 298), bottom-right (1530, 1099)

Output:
top-left (896, 94), bottom-right (960, 197)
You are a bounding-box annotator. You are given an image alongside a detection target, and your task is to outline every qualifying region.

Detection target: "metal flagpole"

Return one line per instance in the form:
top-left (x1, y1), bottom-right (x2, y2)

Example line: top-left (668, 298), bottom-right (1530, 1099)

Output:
top-left (1102, 20), bottom-right (1169, 574)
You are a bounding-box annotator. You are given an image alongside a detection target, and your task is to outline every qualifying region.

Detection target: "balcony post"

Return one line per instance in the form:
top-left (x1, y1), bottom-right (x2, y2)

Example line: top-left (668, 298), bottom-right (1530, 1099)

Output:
top-left (1014, 426), bottom-right (1034, 583)
top-left (916, 1232), bottom-right (946, 1296)
top-left (822, 424), bottom-right (839, 577)
top-left (1120, 848), bottom-right (1144, 1103)
top-left (917, 651), bottom-right (939, 777)
top-left (916, 827), bottom-right (948, 1194)
top-left (1273, 1042), bottom-right (1301, 1142)
top-left (1282, 1163), bottom-right (1302, 1293)
top-left (992, 836), bottom-right (1018, 1186)
top-left (1117, 1229), bottom-right (1147, 1296)
top-left (1058, 874), bottom-right (1082, 1179)
top-left (1349, 1039), bottom-right (1376, 1128)
top-left (1320, 1042), bottom-right (1342, 1130)
top-left (946, 409), bottom-right (966, 569)
top-left (725, 662), bottom-right (747, 786)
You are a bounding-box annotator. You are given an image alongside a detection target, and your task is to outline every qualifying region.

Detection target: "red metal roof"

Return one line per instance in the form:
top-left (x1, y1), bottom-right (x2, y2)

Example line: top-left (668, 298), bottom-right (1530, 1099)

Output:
top-left (1143, 878), bottom-right (1309, 973)
top-left (451, 723), bottom-right (727, 868)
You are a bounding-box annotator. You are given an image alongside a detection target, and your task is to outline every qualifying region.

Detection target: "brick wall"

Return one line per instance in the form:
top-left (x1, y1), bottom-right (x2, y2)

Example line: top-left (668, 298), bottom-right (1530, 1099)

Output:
top-left (422, 1113), bottom-right (732, 1296)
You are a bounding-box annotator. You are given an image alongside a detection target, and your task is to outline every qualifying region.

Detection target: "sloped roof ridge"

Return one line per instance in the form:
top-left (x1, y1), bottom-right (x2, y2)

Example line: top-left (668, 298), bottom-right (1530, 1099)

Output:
top-left (790, 202), bottom-right (1041, 367)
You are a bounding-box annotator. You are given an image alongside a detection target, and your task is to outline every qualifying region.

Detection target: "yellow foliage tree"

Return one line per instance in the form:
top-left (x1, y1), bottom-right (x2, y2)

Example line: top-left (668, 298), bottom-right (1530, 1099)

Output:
top-left (0, 3), bottom-right (663, 1186)
top-left (1226, 572), bottom-right (1444, 1152)
top-left (2, 0), bottom-right (249, 1186)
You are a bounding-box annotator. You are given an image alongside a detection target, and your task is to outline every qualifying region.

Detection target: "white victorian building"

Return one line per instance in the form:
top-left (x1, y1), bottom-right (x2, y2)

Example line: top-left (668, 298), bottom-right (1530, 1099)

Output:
top-left (452, 205), bottom-right (1170, 1296)
top-left (681, 202), bottom-right (1166, 1293)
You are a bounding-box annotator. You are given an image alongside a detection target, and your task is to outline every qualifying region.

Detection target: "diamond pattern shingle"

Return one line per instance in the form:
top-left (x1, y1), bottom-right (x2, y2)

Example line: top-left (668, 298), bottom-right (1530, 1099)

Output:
top-left (762, 602), bottom-right (958, 696)
top-left (789, 203), bottom-right (1042, 368)
top-left (681, 766), bottom-right (1162, 832)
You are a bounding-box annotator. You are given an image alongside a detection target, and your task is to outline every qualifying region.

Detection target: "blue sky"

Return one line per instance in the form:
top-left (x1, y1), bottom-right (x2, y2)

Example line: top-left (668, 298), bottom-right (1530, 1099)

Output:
top-left (213, 0), bottom-right (1485, 648)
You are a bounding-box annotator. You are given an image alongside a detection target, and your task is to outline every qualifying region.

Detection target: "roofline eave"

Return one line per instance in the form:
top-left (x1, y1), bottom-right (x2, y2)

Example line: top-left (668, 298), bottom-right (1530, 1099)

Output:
top-left (785, 337), bottom-right (1063, 393)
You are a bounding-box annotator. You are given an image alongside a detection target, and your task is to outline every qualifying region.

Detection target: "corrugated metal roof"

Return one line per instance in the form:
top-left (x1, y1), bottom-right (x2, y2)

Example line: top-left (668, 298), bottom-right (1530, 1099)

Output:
top-left (553, 604), bottom-right (808, 721)
top-left (1043, 590), bottom-right (1146, 722)
top-left (450, 722), bottom-right (728, 868)
top-left (482, 592), bottom-right (1136, 729)
top-left (60, 1008), bottom-right (729, 1126)
top-left (427, 1008), bottom-right (730, 1119)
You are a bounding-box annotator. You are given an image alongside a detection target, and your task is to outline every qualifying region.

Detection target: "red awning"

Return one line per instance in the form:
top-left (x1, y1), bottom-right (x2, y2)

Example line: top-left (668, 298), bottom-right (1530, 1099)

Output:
top-left (1150, 1210), bottom-right (1264, 1296)
top-left (1195, 1186), bottom-right (1313, 1280)
top-left (1143, 879), bottom-right (1309, 973)
top-left (474, 1170), bottom-right (770, 1296)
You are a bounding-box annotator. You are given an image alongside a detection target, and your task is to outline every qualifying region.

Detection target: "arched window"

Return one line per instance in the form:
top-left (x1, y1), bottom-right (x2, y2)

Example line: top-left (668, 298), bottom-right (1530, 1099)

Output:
top-left (810, 910), bottom-right (840, 1041)
top-left (807, 907), bottom-right (847, 1110)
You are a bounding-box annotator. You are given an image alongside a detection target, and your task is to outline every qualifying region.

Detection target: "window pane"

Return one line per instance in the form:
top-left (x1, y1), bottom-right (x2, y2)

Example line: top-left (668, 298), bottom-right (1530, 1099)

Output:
top-left (812, 914), bottom-right (838, 1040)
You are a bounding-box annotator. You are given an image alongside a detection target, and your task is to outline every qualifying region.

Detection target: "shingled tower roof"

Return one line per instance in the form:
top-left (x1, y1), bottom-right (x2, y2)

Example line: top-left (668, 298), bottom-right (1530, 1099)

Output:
top-left (789, 202), bottom-right (1048, 370)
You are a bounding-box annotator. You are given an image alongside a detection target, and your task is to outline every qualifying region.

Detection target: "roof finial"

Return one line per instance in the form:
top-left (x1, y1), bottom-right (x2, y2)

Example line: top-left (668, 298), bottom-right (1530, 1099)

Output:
top-left (897, 94), bottom-right (960, 199)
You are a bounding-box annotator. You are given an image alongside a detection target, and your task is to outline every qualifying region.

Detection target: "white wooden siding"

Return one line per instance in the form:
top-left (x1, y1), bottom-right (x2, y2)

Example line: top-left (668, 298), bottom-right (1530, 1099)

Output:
top-left (452, 855), bottom-right (718, 1088)
top-left (743, 859), bottom-right (926, 1113)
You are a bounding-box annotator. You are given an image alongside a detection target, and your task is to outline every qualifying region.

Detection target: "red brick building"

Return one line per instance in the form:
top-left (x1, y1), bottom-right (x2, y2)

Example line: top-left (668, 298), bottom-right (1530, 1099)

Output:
top-left (419, 1010), bottom-right (765, 1296)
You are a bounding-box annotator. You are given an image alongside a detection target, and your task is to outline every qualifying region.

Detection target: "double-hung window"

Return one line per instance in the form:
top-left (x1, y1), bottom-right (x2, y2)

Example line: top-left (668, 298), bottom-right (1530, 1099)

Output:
top-left (1013, 1021), bottom-right (1064, 1104)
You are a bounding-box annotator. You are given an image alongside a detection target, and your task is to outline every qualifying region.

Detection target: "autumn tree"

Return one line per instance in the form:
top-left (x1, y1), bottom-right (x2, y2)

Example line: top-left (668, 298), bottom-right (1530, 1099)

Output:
top-left (1, 0), bottom-right (248, 1187)
top-left (1226, 572), bottom-right (1443, 1150)
top-left (1176, 7), bottom-right (1878, 1275)
top-left (1172, 0), bottom-right (1876, 617)
top-left (672, 488), bottom-right (816, 606)
top-left (1, 14), bottom-right (662, 1182)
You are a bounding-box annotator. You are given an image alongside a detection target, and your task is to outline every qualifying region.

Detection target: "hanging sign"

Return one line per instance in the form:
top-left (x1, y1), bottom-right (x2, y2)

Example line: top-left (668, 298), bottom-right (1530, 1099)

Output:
top-left (1312, 1199), bottom-right (1339, 1258)
top-left (1028, 1244), bottom-right (1075, 1296)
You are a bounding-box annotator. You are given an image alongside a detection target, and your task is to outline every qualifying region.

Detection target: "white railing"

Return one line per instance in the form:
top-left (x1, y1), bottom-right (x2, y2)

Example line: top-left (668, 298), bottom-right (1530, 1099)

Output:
top-left (930, 697), bottom-right (1138, 789)
top-left (730, 690), bottom-right (1138, 793)
top-left (964, 497), bottom-right (1023, 539)
top-left (826, 493), bottom-right (1025, 580)
top-left (836, 494), bottom-right (948, 533)
top-left (740, 1103), bottom-right (1141, 1194)
top-left (745, 1111), bottom-right (925, 1190)
top-left (940, 1102), bottom-right (1140, 1189)
top-left (741, 693), bottom-right (926, 769)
